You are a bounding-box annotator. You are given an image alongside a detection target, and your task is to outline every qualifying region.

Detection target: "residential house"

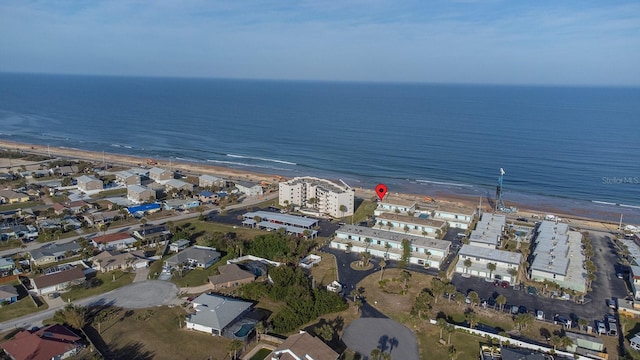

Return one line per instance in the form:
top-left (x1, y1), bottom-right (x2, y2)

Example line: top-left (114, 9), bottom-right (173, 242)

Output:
top-left (49, 165), bottom-right (78, 176)
top-left (199, 174), bottom-right (227, 188)
top-left (29, 242), bottom-right (82, 266)
top-left (467, 213), bottom-right (505, 249)
top-left (375, 212), bottom-right (447, 237)
top-left (126, 203), bottom-right (161, 218)
top-left (163, 198), bottom-right (200, 211)
top-left (127, 184), bottom-right (156, 203)
top-left (83, 210), bottom-right (122, 227)
top-left (0, 284), bottom-right (19, 304)
top-left (630, 265), bottom-right (640, 300)
top-left (165, 246), bottom-right (221, 269)
top-left (165, 179), bottom-right (193, 192)
top-left (31, 266), bottom-right (85, 295)
top-left (115, 170), bottom-right (141, 185)
top-left (52, 200), bottom-right (92, 215)
top-left (91, 232), bottom-right (137, 251)
top-left (169, 239), bottom-right (190, 253)
top-left (455, 244), bottom-right (522, 284)
top-left (0, 189), bottom-right (30, 204)
top-left (76, 175), bottom-right (103, 192)
top-left (133, 225), bottom-right (171, 245)
top-left (0, 324), bottom-right (83, 360)
top-left (0, 257), bottom-right (15, 273)
top-left (530, 221), bottom-right (586, 293)
top-left (631, 334), bottom-right (640, 351)
top-left (373, 197), bottom-right (417, 216)
top-left (433, 206), bottom-right (476, 230)
top-left (268, 331), bottom-right (339, 360)
top-left (148, 167), bottom-right (173, 183)
top-left (208, 264), bottom-right (256, 290)
top-left (234, 181), bottom-right (263, 197)
top-left (198, 190), bottom-right (219, 204)
top-left (185, 293), bottom-right (253, 336)
top-left (331, 225), bottom-right (450, 268)
top-left (499, 347), bottom-right (548, 360)
top-left (92, 250), bottom-right (149, 272)
top-left (279, 176), bottom-right (355, 218)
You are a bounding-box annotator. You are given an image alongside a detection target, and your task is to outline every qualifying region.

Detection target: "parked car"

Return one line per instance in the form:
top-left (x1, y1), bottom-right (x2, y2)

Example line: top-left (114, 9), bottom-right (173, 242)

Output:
top-left (536, 310), bottom-right (544, 320)
top-left (617, 273), bottom-right (624, 279)
top-left (607, 298), bottom-right (617, 309)
top-left (501, 281), bottom-right (510, 288)
top-left (555, 315), bottom-right (572, 328)
top-left (607, 321), bottom-right (617, 336)
top-left (596, 320), bottom-right (607, 335)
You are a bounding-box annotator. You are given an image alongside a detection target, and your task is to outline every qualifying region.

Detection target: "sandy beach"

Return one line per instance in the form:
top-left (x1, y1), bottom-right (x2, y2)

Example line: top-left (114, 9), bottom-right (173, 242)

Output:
top-left (0, 139), bottom-right (623, 232)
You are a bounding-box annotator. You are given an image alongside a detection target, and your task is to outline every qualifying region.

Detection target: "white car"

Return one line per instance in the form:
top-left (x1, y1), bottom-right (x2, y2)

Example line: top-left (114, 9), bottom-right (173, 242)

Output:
top-left (536, 310), bottom-right (544, 320)
top-left (596, 321), bottom-right (607, 335)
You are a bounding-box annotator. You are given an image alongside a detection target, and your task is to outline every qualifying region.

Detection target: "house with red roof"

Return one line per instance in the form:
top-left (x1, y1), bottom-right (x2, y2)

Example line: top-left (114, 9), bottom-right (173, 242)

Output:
top-left (1, 323), bottom-right (84, 360)
top-left (91, 232), bottom-right (137, 251)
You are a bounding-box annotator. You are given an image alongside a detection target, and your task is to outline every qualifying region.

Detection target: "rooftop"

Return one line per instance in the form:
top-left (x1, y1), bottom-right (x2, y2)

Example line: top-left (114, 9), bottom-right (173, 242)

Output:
top-left (376, 212), bottom-right (446, 228)
top-left (459, 244), bottom-right (522, 265)
top-left (336, 224), bottom-right (450, 251)
top-left (209, 264), bottom-right (255, 286)
top-left (128, 184), bottom-right (151, 194)
top-left (243, 211), bottom-right (319, 228)
top-left (271, 331), bottom-right (339, 360)
top-left (0, 324), bottom-right (82, 360)
top-left (29, 242), bottom-right (81, 260)
top-left (189, 293), bottom-right (253, 331)
top-left (378, 196), bottom-right (416, 208)
top-left (32, 267), bottom-right (85, 290)
top-left (468, 212), bottom-right (505, 247)
top-left (284, 176), bottom-right (350, 193)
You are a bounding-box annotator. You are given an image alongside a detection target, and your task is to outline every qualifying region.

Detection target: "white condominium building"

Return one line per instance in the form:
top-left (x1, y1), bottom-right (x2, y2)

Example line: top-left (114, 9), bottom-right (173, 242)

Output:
top-left (279, 176), bottom-right (354, 218)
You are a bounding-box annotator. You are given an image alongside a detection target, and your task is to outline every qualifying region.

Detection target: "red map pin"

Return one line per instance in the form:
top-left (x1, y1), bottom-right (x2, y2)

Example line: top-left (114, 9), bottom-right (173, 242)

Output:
top-left (375, 183), bottom-right (388, 201)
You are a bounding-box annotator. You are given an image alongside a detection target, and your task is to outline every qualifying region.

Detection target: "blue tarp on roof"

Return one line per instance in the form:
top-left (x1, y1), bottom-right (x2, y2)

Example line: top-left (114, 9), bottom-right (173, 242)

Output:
top-left (127, 203), bottom-right (161, 214)
top-left (199, 190), bottom-right (214, 197)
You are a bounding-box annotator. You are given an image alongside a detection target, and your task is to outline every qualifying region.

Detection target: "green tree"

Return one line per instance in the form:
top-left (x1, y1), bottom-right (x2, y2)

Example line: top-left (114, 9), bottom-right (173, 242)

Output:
top-left (445, 283), bottom-right (456, 302)
top-left (465, 310), bottom-right (479, 329)
top-left (339, 204), bottom-right (348, 219)
top-left (399, 239), bottom-right (411, 268)
top-left (496, 294), bottom-right (507, 311)
top-left (400, 270), bottom-right (412, 291)
top-left (463, 258), bottom-right (472, 274)
top-left (410, 289), bottom-right (434, 319)
top-left (364, 237), bottom-right (372, 250)
top-left (370, 348), bottom-right (381, 360)
top-left (379, 260), bottom-right (387, 281)
top-left (227, 339), bottom-right (243, 360)
top-left (487, 262), bottom-right (497, 280)
top-left (431, 278), bottom-right (445, 304)
top-left (467, 291), bottom-right (480, 307)
top-left (437, 318), bottom-right (448, 340)
top-left (316, 323), bottom-right (334, 342)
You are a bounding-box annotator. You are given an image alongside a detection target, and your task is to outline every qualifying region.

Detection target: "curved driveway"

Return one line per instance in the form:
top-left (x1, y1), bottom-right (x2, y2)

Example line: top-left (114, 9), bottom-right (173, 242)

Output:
top-left (0, 280), bottom-right (179, 332)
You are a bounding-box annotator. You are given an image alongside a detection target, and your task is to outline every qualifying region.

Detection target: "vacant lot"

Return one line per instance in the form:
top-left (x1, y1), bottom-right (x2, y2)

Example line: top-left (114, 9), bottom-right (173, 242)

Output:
top-left (309, 251), bottom-right (338, 288)
top-left (91, 306), bottom-right (234, 360)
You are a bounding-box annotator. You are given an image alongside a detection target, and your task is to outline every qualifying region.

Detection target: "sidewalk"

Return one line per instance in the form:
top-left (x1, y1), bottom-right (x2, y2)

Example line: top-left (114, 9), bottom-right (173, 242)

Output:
top-left (179, 283), bottom-right (213, 295)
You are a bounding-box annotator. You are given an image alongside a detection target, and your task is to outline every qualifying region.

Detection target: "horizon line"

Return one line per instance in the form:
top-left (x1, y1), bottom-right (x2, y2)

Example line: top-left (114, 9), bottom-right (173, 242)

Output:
top-left (2, 71), bottom-right (639, 90)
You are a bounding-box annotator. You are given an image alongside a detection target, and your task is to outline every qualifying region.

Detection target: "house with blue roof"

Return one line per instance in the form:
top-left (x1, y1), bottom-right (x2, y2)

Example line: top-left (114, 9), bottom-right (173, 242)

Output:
top-left (199, 190), bottom-right (218, 204)
top-left (126, 203), bottom-right (161, 218)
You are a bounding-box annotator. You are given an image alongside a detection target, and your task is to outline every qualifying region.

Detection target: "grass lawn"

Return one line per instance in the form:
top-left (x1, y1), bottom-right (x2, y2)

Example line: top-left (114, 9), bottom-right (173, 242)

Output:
top-left (352, 199), bottom-right (376, 225)
top-left (309, 251), bottom-right (338, 288)
top-left (92, 306), bottom-right (234, 360)
top-left (622, 316), bottom-right (640, 359)
top-left (0, 297), bottom-right (48, 322)
top-left (148, 259), bottom-right (164, 280)
top-left (0, 201), bottom-right (44, 212)
top-left (249, 347), bottom-right (273, 360)
top-left (171, 253), bottom-right (233, 287)
top-left (90, 188), bottom-right (127, 199)
top-left (177, 219), bottom-right (266, 243)
top-left (61, 270), bottom-right (134, 302)
top-left (416, 325), bottom-right (484, 360)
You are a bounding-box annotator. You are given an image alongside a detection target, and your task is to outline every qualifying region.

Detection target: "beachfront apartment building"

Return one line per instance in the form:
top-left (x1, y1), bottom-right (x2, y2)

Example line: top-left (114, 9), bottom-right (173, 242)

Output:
top-left (374, 212), bottom-right (447, 237)
top-left (433, 206), bottom-right (476, 230)
top-left (148, 167), bottom-right (173, 183)
top-left (455, 244), bottom-right (522, 284)
top-left (529, 220), bottom-right (586, 293)
top-left (330, 225), bottom-right (450, 268)
top-left (76, 175), bottom-right (103, 193)
top-left (115, 170), bottom-right (141, 185)
top-left (631, 266), bottom-right (640, 300)
top-left (199, 174), bottom-right (227, 188)
top-left (127, 184), bottom-right (155, 203)
top-left (373, 197), bottom-right (417, 216)
top-left (279, 176), bottom-right (355, 218)
top-left (467, 213), bottom-right (505, 249)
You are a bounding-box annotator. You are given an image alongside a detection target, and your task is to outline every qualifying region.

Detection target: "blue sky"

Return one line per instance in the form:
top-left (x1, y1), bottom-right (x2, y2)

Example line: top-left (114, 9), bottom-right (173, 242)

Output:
top-left (1, 0), bottom-right (639, 85)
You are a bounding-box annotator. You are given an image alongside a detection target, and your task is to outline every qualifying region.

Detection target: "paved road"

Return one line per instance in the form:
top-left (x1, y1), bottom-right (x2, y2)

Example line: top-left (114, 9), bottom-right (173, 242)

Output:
top-left (0, 193), bottom-right (278, 258)
top-left (0, 280), bottom-right (179, 332)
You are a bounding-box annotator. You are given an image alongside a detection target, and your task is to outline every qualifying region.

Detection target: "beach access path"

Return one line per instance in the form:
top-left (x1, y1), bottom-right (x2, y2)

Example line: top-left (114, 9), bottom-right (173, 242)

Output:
top-left (0, 192), bottom-right (278, 258)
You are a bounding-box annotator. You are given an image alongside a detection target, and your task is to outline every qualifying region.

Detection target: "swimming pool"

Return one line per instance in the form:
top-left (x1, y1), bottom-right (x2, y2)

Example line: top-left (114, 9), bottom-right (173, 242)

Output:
top-left (234, 323), bottom-right (255, 338)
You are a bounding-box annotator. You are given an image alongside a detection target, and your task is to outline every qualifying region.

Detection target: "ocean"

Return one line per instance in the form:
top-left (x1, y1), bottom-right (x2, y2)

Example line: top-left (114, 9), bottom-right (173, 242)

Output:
top-left (0, 73), bottom-right (639, 222)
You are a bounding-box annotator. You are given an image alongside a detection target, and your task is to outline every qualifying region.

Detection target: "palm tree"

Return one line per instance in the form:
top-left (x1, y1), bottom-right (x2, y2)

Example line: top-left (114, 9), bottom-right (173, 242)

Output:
top-left (496, 295), bottom-right (507, 311)
top-left (404, 225), bottom-right (410, 234)
top-left (350, 289), bottom-right (358, 302)
top-left (381, 352), bottom-right (391, 360)
top-left (360, 252), bottom-right (371, 267)
top-left (364, 237), bottom-right (372, 250)
top-left (385, 242), bottom-right (392, 257)
top-left (463, 258), bottom-right (472, 274)
top-left (254, 321), bottom-right (265, 340)
top-left (445, 324), bottom-right (455, 345)
top-left (339, 204), bottom-right (347, 219)
top-left (431, 278), bottom-right (445, 304)
top-left (445, 283), bottom-right (456, 302)
top-left (559, 336), bottom-right (573, 350)
top-left (549, 335), bottom-right (562, 351)
top-left (467, 291), bottom-right (480, 307)
top-left (465, 310), bottom-right (479, 329)
top-left (386, 221), bottom-right (393, 231)
top-left (379, 260), bottom-right (387, 280)
top-left (354, 298), bottom-right (363, 313)
top-left (487, 262), bottom-right (496, 280)
top-left (436, 318), bottom-right (448, 340)
top-left (370, 348), bottom-right (381, 360)
top-left (227, 339), bottom-right (244, 360)
top-left (578, 318), bottom-right (588, 332)
top-left (400, 270), bottom-right (411, 290)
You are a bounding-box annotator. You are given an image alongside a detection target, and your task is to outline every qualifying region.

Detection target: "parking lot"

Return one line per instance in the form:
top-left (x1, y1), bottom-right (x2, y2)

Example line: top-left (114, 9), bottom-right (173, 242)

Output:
top-left (451, 230), bottom-right (629, 327)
